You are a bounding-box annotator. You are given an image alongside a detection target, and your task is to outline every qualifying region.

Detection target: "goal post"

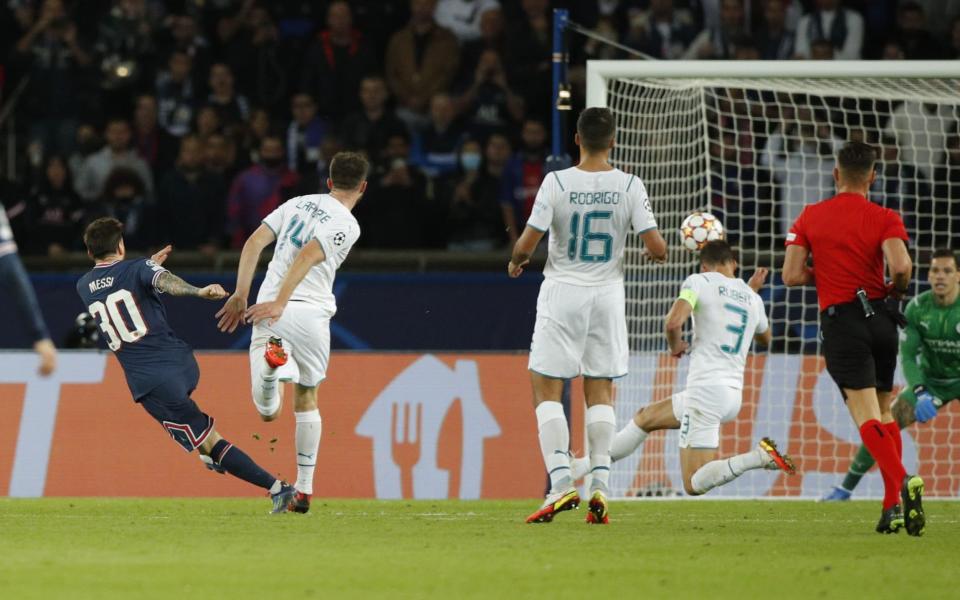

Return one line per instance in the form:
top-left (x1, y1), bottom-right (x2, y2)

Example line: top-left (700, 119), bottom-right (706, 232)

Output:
top-left (585, 60), bottom-right (960, 499)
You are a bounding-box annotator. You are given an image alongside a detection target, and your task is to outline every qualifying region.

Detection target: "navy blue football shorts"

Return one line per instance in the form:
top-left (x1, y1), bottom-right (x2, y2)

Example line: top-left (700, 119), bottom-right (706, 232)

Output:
top-left (138, 359), bottom-right (215, 452)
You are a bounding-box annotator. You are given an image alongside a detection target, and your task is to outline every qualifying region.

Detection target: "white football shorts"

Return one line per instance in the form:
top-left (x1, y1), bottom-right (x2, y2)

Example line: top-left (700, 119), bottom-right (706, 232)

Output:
top-left (528, 279), bottom-right (628, 379)
top-left (249, 301), bottom-right (331, 388)
top-left (671, 385), bottom-right (743, 449)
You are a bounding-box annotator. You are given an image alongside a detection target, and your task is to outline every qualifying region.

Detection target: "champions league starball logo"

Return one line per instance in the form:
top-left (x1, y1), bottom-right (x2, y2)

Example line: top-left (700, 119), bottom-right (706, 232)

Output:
top-left (333, 232), bottom-right (346, 246)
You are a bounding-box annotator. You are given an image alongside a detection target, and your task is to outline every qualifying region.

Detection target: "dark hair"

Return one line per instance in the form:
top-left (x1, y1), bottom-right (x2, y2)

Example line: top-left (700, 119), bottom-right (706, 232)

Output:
top-left (931, 248), bottom-right (959, 267)
top-left (700, 240), bottom-right (736, 266)
top-left (329, 151), bottom-right (369, 190)
top-left (577, 107), bottom-right (616, 153)
top-left (83, 217), bottom-right (124, 259)
top-left (836, 141), bottom-right (877, 180)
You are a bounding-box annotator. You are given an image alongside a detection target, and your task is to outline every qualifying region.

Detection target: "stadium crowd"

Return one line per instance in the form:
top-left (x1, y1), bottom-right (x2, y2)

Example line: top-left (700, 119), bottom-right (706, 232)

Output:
top-left (0, 0), bottom-right (958, 256)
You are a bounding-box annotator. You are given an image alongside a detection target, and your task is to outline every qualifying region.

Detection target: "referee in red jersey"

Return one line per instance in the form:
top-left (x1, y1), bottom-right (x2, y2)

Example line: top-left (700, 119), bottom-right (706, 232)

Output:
top-left (782, 141), bottom-right (925, 536)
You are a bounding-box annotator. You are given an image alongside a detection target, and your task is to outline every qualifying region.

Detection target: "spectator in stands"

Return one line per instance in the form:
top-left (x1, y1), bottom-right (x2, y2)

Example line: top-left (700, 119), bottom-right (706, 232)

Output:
top-left (300, 0), bottom-right (377, 120)
top-left (626, 0), bottom-right (699, 60)
top-left (88, 165), bottom-right (151, 248)
top-left (204, 132), bottom-right (239, 184)
top-left (434, 0), bottom-right (501, 44)
top-left (207, 62), bottom-right (250, 133)
top-left (895, 2), bottom-right (943, 60)
top-left (194, 104), bottom-right (223, 142)
top-left (884, 100), bottom-right (958, 180)
top-left (76, 117), bottom-right (154, 203)
top-left (220, 3), bottom-right (287, 112)
top-left (15, 0), bottom-right (93, 159)
top-left (242, 108), bottom-right (272, 166)
top-left (809, 38), bottom-right (835, 59)
top-left (505, 0), bottom-right (550, 119)
top-left (132, 94), bottom-right (177, 177)
top-left (412, 93), bottom-right (467, 178)
top-left (793, 0), bottom-right (863, 60)
top-left (25, 155), bottom-right (84, 256)
top-left (456, 6), bottom-right (506, 88)
top-left (286, 93), bottom-right (329, 176)
top-left (453, 48), bottom-right (524, 140)
top-left (355, 131), bottom-right (429, 248)
top-left (950, 17), bottom-right (960, 59)
top-left (227, 134), bottom-right (298, 247)
top-left (158, 12), bottom-right (210, 89)
top-left (446, 134), bottom-right (513, 250)
top-left (732, 35), bottom-right (761, 59)
top-left (873, 136), bottom-right (930, 246)
top-left (157, 135), bottom-right (227, 252)
top-left (932, 131), bottom-right (960, 248)
top-left (881, 40), bottom-right (905, 60)
top-left (583, 17), bottom-right (622, 61)
top-left (94, 0), bottom-right (157, 110)
top-left (500, 118), bottom-right (546, 230)
top-left (68, 124), bottom-right (101, 181)
top-left (914, 0), bottom-right (960, 37)
top-left (156, 50), bottom-right (196, 138)
top-left (756, 0), bottom-right (795, 60)
top-left (709, 130), bottom-right (758, 246)
top-left (339, 75), bottom-right (408, 165)
top-left (684, 0), bottom-right (745, 59)
top-left (386, 0), bottom-right (461, 130)
top-left (760, 106), bottom-right (842, 236)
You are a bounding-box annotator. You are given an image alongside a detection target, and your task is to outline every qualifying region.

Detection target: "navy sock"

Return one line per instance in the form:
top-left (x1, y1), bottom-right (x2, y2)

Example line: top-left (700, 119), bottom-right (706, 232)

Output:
top-left (210, 439), bottom-right (277, 491)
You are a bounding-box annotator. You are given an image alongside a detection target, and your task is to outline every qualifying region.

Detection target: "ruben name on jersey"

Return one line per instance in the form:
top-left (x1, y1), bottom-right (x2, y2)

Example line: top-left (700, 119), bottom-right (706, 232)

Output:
top-left (258, 194), bottom-right (360, 315)
top-left (526, 167), bottom-right (657, 286)
top-left (680, 272), bottom-right (769, 390)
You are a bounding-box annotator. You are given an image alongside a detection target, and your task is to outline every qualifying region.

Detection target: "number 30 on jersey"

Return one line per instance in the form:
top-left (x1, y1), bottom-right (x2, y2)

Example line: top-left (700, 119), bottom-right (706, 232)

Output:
top-left (88, 289), bottom-right (148, 350)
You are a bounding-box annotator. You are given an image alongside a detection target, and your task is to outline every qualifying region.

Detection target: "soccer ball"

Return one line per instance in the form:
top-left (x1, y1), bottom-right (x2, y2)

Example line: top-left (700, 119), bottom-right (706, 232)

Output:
top-left (679, 211), bottom-right (724, 251)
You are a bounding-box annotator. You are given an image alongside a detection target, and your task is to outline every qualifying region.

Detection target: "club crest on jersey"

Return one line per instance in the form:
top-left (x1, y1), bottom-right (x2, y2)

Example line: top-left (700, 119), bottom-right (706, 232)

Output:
top-left (333, 232), bottom-right (346, 246)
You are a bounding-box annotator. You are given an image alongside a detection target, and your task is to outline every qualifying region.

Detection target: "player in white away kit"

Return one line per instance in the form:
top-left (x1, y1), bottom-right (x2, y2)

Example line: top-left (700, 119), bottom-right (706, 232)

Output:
top-left (570, 240), bottom-right (796, 496)
top-left (509, 108), bottom-right (668, 525)
top-left (216, 152), bottom-right (368, 514)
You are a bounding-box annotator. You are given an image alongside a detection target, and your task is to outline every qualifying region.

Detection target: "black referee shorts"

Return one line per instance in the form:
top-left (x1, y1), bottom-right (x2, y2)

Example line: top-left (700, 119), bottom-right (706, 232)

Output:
top-left (820, 301), bottom-right (899, 395)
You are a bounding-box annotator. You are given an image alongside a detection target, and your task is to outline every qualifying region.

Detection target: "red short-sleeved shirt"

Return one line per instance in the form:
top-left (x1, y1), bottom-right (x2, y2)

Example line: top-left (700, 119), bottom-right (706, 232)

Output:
top-left (785, 192), bottom-right (909, 311)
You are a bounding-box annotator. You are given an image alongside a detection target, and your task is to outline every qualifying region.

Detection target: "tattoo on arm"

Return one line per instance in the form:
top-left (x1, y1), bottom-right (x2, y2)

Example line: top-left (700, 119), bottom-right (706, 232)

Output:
top-left (156, 271), bottom-right (200, 297)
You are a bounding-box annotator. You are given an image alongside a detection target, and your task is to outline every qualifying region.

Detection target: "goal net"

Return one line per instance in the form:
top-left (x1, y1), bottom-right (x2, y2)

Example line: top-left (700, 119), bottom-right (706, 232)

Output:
top-left (586, 61), bottom-right (960, 499)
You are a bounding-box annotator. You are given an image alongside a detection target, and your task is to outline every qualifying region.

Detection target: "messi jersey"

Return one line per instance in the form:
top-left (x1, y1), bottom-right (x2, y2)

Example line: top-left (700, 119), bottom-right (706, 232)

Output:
top-left (76, 258), bottom-right (194, 400)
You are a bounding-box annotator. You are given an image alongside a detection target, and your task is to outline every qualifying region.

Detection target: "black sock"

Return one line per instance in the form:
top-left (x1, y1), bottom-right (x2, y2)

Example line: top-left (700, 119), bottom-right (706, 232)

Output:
top-left (211, 439), bottom-right (277, 491)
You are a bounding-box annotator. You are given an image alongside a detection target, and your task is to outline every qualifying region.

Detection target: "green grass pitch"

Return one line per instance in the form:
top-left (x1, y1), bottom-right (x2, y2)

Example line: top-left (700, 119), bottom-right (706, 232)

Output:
top-left (0, 498), bottom-right (956, 599)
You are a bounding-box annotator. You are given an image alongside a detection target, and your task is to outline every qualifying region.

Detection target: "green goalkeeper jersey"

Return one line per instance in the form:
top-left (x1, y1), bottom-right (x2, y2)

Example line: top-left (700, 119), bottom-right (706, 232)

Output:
top-left (901, 291), bottom-right (960, 387)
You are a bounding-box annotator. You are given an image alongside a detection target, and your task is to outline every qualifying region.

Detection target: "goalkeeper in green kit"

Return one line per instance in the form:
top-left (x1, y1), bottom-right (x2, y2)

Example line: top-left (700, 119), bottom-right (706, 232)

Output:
top-left (823, 248), bottom-right (960, 505)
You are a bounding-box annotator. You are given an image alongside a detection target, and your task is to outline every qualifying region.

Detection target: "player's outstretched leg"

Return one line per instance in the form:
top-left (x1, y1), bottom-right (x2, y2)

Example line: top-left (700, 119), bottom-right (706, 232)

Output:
top-left (250, 336), bottom-right (288, 420)
top-left (685, 438), bottom-right (795, 496)
top-left (200, 432), bottom-right (295, 514)
top-left (290, 384), bottom-right (322, 514)
top-left (526, 397), bottom-right (579, 524)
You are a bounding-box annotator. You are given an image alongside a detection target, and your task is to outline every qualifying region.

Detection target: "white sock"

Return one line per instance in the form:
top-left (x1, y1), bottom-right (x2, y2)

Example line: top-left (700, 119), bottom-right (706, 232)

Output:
top-left (253, 366), bottom-right (281, 417)
top-left (690, 448), bottom-right (767, 495)
top-left (610, 419), bottom-right (648, 462)
top-left (570, 456), bottom-right (591, 481)
top-left (535, 401), bottom-right (571, 492)
top-left (586, 404), bottom-right (616, 492)
top-left (295, 409), bottom-right (322, 495)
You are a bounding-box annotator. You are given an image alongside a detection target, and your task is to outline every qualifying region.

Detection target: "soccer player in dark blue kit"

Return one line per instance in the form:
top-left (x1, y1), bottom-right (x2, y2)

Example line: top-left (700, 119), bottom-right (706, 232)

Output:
top-left (77, 217), bottom-right (296, 512)
top-left (0, 206), bottom-right (57, 374)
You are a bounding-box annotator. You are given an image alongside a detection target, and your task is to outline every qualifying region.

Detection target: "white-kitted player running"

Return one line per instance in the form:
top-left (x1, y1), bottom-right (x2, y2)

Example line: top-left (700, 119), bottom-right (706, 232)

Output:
top-left (216, 151), bottom-right (368, 514)
top-left (508, 107), bottom-right (668, 525)
top-left (570, 240), bottom-right (796, 496)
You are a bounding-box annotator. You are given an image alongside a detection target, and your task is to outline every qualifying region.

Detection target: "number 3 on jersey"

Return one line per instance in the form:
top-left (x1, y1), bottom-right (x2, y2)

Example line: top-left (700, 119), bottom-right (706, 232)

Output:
top-left (568, 211), bottom-right (612, 262)
top-left (89, 289), bottom-right (148, 350)
top-left (721, 303), bottom-right (749, 354)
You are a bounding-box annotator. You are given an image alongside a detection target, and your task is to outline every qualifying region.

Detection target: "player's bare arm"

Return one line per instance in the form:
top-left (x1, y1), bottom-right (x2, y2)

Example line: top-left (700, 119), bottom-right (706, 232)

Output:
top-left (882, 237), bottom-right (912, 298)
top-left (217, 224), bottom-right (277, 332)
top-left (245, 238), bottom-right (326, 325)
top-left (508, 226), bottom-right (545, 278)
top-left (747, 267), bottom-right (769, 293)
top-left (156, 271), bottom-right (228, 300)
top-left (782, 245), bottom-right (814, 286)
top-left (664, 298), bottom-right (693, 357)
top-left (640, 228), bottom-right (667, 263)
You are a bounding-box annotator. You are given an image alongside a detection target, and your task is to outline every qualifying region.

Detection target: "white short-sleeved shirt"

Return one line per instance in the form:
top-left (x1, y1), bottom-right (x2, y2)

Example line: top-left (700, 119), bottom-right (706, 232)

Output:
top-left (258, 194), bottom-right (360, 316)
top-left (679, 271), bottom-right (769, 390)
top-left (526, 167), bottom-right (658, 286)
